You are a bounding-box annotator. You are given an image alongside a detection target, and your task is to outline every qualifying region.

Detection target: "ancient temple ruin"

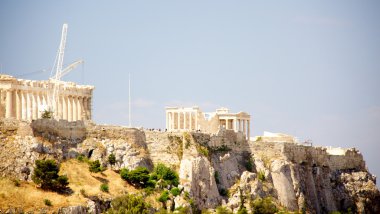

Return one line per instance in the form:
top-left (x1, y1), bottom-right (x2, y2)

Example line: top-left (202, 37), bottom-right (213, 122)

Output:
top-left (0, 74), bottom-right (94, 121)
top-left (165, 106), bottom-right (251, 138)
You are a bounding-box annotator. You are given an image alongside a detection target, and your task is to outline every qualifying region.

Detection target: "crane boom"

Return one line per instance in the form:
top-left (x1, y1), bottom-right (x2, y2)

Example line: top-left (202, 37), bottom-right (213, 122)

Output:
top-left (55, 23), bottom-right (68, 81)
top-left (50, 60), bottom-right (84, 80)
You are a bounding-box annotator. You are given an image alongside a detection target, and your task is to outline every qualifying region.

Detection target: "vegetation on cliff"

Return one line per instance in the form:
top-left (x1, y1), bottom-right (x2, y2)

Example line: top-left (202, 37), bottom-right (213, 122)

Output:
top-left (32, 159), bottom-right (69, 192)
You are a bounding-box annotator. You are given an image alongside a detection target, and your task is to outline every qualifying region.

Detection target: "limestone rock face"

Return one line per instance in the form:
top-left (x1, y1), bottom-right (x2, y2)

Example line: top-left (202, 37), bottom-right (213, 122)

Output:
top-left (250, 142), bottom-right (380, 213)
top-left (0, 119), bottom-right (152, 181)
top-left (58, 206), bottom-right (87, 214)
top-left (1, 118), bottom-right (379, 213)
top-left (145, 131), bottom-right (181, 167)
top-left (180, 156), bottom-right (220, 209)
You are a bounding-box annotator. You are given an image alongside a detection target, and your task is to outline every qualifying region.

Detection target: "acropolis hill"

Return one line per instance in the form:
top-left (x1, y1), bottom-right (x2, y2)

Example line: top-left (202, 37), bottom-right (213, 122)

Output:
top-left (0, 76), bottom-right (379, 213)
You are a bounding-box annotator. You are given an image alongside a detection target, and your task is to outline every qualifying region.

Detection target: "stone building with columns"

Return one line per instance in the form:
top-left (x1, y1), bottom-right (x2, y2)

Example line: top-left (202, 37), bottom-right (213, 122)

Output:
top-left (165, 106), bottom-right (251, 138)
top-left (0, 74), bottom-right (94, 122)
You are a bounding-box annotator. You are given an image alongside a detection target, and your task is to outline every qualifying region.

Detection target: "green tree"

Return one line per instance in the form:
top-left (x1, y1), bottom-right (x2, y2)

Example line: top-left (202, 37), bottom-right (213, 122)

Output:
top-left (108, 154), bottom-right (116, 165)
top-left (120, 167), bottom-right (150, 188)
top-left (32, 159), bottom-right (69, 191)
top-left (107, 194), bottom-right (150, 214)
top-left (158, 190), bottom-right (170, 209)
top-left (251, 197), bottom-right (278, 214)
top-left (152, 163), bottom-right (179, 187)
top-left (89, 160), bottom-right (103, 173)
top-left (216, 206), bottom-right (233, 214)
top-left (170, 187), bottom-right (181, 196)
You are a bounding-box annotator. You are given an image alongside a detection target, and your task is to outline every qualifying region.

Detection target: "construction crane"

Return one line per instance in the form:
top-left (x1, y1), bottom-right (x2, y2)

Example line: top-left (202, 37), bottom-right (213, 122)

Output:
top-left (46, 23), bottom-right (84, 118)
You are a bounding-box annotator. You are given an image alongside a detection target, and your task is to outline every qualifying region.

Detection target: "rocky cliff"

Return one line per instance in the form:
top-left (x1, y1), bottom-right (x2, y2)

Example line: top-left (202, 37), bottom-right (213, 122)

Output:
top-left (0, 118), bottom-right (379, 213)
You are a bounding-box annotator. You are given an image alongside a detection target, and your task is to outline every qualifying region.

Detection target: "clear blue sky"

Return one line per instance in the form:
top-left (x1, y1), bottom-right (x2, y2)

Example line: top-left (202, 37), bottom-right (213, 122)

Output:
top-left (1, 1), bottom-right (379, 185)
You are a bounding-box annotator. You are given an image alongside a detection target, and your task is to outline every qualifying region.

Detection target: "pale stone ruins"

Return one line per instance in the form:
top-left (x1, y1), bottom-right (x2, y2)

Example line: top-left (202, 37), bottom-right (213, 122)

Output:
top-left (165, 106), bottom-right (251, 138)
top-left (0, 74), bottom-right (94, 121)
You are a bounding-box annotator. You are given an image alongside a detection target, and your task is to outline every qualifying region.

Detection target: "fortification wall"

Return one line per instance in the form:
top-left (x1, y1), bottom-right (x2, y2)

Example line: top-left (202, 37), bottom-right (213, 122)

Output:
top-left (31, 119), bottom-right (86, 140)
top-left (145, 131), bottom-right (182, 167)
top-left (251, 141), bottom-right (365, 171)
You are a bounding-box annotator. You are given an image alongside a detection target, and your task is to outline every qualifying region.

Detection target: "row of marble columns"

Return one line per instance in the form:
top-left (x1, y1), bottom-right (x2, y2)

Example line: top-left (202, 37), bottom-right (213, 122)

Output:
top-left (2, 89), bottom-right (91, 121)
top-left (221, 118), bottom-right (250, 139)
top-left (166, 111), bottom-right (198, 131)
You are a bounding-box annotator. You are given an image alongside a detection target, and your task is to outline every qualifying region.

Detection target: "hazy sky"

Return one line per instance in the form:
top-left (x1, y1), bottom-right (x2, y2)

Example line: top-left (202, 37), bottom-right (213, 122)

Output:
top-left (1, 1), bottom-right (379, 185)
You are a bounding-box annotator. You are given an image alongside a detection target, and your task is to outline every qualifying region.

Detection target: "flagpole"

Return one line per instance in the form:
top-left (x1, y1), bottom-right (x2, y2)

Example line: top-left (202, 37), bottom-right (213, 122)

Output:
top-left (129, 73), bottom-right (131, 127)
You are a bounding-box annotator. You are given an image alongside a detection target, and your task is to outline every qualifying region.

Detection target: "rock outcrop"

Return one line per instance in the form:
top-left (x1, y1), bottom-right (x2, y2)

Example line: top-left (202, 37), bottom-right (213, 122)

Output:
top-left (0, 118), bottom-right (379, 213)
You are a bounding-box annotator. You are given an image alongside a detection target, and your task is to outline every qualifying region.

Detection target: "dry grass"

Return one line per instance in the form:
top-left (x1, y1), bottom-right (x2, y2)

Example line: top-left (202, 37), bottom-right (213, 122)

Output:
top-left (0, 159), bottom-right (137, 212)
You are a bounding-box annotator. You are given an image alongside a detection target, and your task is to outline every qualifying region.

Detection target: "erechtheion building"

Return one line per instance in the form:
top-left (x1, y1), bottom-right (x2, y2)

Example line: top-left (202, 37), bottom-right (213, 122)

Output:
top-left (166, 106), bottom-right (251, 138)
top-left (0, 74), bottom-right (94, 122)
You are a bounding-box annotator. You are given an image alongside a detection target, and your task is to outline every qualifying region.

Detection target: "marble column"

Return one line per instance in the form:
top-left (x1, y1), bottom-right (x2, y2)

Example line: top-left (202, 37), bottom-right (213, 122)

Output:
top-left (63, 96), bottom-right (67, 120)
top-left (247, 120), bottom-right (250, 139)
top-left (32, 93), bottom-right (38, 120)
top-left (26, 92), bottom-right (32, 120)
top-left (77, 97), bottom-right (82, 121)
top-left (73, 96), bottom-right (78, 121)
top-left (87, 98), bottom-right (92, 120)
top-left (57, 96), bottom-right (62, 120)
top-left (36, 93), bottom-right (41, 119)
top-left (177, 112), bottom-right (180, 130)
top-left (82, 97), bottom-right (86, 120)
top-left (242, 120), bottom-right (246, 135)
top-left (16, 90), bottom-right (22, 120)
top-left (5, 90), bottom-right (13, 118)
top-left (21, 92), bottom-right (27, 120)
top-left (195, 112), bottom-right (198, 130)
top-left (68, 96), bottom-right (72, 121)
top-left (189, 112), bottom-right (192, 130)
top-left (184, 112), bottom-right (187, 130)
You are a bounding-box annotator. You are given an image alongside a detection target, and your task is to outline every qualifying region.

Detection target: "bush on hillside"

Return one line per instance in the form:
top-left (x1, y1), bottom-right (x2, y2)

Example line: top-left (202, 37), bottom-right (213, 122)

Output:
top-left (32, 159), bottom-right (69, 191)
top-left (170, 187), bottom-right (181, 196)
top-left (89, 160), bottom-right (104, 173)
top-left (216, 206), bottom-right (233, 214)
top-left (151, 163), bottom-right (179, 188)
top-left (120, 167), bottom-right (150, 188)
top-left (100, 183), bottom-right (109, 192)
top-left (250, 197), bottom-right (278, 214)
top-left (107, 194), bottom-right (150, 214)
top-left (108, 154), bottom-right (116, 165)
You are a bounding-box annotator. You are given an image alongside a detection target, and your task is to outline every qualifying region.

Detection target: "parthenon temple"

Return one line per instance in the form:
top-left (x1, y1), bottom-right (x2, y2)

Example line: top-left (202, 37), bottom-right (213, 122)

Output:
top-left (166, 106), bottom-right (251, 138)
top-left (0, 74), bottom-right (94, 121)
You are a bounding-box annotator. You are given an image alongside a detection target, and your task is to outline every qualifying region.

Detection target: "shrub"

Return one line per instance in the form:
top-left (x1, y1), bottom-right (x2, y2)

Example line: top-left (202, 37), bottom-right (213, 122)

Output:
top-left (41, 109), bottom-right (53, 119)
top-left (251, 197), bottom-right (278, 214)
top-left (80, 188), bottom-right (87, 197)
top-left (120, 167), bottom-right (150, 188)
top-left (32, 159), bottom-right (69, 191)
top-left (108, 154), bottom-right (116, 165)
top-left (184, 132), bottom-right (191, 149)
top-left (258, 170), bottom-right (266, 182)
top-left (245, 157), bottom-right (253, 172)
top-left (100, 183), bottom-right (109, 192)
top-left (214, 171), bottom-right (220, 184)
top-left (13, 179), bottom-right (20, 187)
top-left (89, 160), bottom-right (103, 173)
top-left (237, 207), bottom-right (248, 214)
top-left (152, 163), bottom-right (179, 187)
top-left (120, 168), bottom-right (129, 180)
top-left (197, 145), bottom-right (209, 157)
top-left (184, 191), bottom-right (190, 200)
top-left (77, 154), bottom-right (88, 162)
top-left (219, 188), bottom-right (229, 197)
top-left (158, 190), bottom-right (170, 203)
top-left (216, 206), bottom-right (232, 214)
top-left (44, 199), bottom-right (52, 206)
top-left (170, 187), bottom-right (181, 196)
top-left (107, 194), bottom-right (150, 214)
